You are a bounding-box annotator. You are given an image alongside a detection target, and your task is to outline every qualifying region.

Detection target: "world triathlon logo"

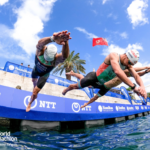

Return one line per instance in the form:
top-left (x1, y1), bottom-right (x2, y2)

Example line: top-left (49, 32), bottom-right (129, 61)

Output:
top-left (72, 102), bottom-right (80, 113)
top-left (24, 96), bottom-right (37, 109)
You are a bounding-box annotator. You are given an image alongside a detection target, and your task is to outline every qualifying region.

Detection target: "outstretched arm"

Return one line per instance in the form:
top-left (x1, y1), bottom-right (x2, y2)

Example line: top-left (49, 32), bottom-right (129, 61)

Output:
top-left (80, 95), bottom-right (99, 109)
top-left (129, 67), bottom-right (147, 99)
top-left (36, 30), bottom-right (71, 54)
top-left (134, 66), bottom-right (150, 72)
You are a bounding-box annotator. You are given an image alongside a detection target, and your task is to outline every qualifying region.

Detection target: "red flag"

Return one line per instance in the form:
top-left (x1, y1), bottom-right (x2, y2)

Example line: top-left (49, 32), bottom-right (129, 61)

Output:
top-left (93, 38), bottom-right (108, 47)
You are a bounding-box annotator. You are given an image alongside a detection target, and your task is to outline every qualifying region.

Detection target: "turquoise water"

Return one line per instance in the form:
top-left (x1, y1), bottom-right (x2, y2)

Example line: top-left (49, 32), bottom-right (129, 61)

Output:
top-left (1, 115), bottom-right (150, 150)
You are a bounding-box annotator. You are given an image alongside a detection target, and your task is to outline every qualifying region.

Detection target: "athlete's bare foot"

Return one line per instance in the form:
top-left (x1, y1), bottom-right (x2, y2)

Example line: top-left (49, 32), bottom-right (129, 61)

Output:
top-left (66, 70), bottom-right (74, 75)
top-left (26, 103), bottom-right (31, 112)
top-left (62, 88), bottom-right (68, 95)
top-left (81, 103), bottom-right (88, 109)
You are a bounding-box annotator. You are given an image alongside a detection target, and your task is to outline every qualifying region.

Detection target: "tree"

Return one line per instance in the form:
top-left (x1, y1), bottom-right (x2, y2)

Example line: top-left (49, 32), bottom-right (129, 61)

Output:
top-left (52, 51), bottom-right (86, 80)
top-left (147, 93), bottom-right (150, 98)
top-left (126, 87), bottom-right (132, 91)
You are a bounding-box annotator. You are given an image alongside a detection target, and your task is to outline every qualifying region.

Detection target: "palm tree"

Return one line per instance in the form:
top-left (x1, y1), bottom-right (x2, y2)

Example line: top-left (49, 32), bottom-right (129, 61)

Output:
top-left (52, 51), bottom-right (86, 80)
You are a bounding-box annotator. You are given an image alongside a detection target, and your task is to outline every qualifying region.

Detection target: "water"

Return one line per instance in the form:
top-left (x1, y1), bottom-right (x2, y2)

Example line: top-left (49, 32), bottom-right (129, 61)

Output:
top-left (1, 115), bottom-right (150, 150)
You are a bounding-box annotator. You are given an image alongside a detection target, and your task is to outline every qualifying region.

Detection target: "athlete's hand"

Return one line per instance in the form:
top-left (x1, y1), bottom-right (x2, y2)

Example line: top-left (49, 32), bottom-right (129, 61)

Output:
top-left (80, 103), bottom-right (88, 109)
top-left (53, 30), bottom-right (72, 45)
top-left (134, 86), bottom-right (147, 99)
top-left (138, 86), bottom-right (147, 99)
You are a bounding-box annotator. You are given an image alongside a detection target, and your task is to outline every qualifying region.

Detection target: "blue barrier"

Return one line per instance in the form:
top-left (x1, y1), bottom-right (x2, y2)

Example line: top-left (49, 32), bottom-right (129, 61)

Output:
top-left (3, 62), bottom-right (94, 99)
top-left (2, 61), bottom-right (147, 104)
top-left (0, 85), bottom-right (149, 121)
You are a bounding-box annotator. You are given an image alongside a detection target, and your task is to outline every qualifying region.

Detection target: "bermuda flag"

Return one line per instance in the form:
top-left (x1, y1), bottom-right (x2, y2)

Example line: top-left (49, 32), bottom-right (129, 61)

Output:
top-left (93, 38), bottom-right (108, 47)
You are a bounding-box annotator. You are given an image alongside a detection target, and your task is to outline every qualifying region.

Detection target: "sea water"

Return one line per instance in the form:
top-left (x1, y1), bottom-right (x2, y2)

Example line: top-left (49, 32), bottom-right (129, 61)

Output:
top-left (1, 115), bottom-right (150, 150)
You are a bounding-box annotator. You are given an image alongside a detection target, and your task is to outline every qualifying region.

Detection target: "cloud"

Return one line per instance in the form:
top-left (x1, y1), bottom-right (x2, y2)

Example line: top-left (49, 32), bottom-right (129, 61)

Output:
top-left (11, 0), bottom-right (57, 55)
top-left (88, 0), bottom-right (94, 5)
top-left (107, 13), bottom-right (118, 20)
top-left (104, 28), bottom-right (128, 39)
top-left (102, 43), bottom-right (143, 56)
top-left (0, 24), bottom-right (33, 66)
top-left (75, 27), bottom-right (98, 39)
top-left (127, 0), bottom-right (149, 28)
top-left (91, 10), bottom-right (98, 15)
top-left (0, 0), bottom-right (8, 6)
top-left (120, 32), bottom-right (128, 39)
top-left (102, 0), bottom-right (109, 4)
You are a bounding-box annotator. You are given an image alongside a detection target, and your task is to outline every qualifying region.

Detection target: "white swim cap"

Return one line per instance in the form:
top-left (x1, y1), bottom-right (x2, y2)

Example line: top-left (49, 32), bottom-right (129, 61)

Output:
top-left (44, 44), bottom-right (57, 61)
top-left (126, 50), bottom-right (139, 65)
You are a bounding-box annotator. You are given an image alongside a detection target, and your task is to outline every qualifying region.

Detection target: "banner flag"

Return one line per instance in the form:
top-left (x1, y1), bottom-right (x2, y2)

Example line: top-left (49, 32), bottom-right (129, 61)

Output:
top-left (120, 86), bottom-right (132, 104)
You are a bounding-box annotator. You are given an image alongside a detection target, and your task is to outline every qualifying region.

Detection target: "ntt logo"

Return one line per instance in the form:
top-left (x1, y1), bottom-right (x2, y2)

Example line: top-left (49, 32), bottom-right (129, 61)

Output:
top-left (72, 102), bottom-right (80, 113)
top-left (24, 96), bottom-right (37, 109)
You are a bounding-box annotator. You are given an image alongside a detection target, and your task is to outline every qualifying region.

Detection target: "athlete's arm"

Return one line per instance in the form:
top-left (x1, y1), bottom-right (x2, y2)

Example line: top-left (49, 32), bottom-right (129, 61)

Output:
top-left (80, 95), bottom-right (99, 109)
top-left (36, 30), bottom-right (71, 54)
top-left (128, 67), bottom-right (147, 99)
top-left (55, 41), bottom-right (70, 65)
top-left (110, 53), bottom-right (135, 87)
top-left (133, 66), bottom-right (150, 72)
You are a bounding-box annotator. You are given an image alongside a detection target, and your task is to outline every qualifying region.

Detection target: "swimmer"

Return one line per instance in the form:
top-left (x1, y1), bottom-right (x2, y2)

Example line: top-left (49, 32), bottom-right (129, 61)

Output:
top-left (66, 66), bottom-right (150, 89)
top-left (62, 50), bottom-right (147, 108)
top-left (26, 30), bottom-right (71, 112)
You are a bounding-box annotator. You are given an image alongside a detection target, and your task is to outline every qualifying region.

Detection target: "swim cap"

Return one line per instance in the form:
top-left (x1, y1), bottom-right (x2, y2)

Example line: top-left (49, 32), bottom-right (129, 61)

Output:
top-left (44, 44), bottom-right (57, 61)
top-left (126, 50), bottom-right (139, 65)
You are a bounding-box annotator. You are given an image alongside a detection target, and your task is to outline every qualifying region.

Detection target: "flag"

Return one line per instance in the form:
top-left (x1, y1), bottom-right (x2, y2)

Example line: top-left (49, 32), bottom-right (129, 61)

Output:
top-left (93, 38), bottom-right (108, 47)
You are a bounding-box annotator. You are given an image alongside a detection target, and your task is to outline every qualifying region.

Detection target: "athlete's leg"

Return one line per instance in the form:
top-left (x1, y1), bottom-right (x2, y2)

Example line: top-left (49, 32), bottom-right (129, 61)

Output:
top-left (81, 85), bottom-right (110, 108)
top-left (62, 83), bottom-right (78, 95)
top-left (62, 72), bottom-right (97, 95)
top-left (66, 70), bottom-right (84, 80)
top-left (32, 78), bottom-right (38, 88)
top-left (26, 73), bottom-right (49, 112)
top-left (31, 66), bottom-right (39, 88)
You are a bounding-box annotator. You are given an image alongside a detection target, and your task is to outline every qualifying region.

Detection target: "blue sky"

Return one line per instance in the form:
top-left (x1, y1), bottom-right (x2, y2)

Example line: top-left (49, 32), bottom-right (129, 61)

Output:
top-left (0, 0), bottom-right (150, 91)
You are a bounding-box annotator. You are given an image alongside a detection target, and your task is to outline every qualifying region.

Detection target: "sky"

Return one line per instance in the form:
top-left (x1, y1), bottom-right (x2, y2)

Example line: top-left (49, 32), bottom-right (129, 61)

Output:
top-left (0, 0), bottom-right (150, 91)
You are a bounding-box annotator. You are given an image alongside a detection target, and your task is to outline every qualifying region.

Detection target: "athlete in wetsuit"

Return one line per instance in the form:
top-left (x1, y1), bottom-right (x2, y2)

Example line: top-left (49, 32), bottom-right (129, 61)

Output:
top-left (62, 50), bottom-right (147, 108)
top-left (26, 30), bottom-right (71, 112)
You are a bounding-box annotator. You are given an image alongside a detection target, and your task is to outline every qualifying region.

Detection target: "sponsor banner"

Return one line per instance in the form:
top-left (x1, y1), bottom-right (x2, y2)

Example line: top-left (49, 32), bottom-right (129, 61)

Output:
top-left (65, 99), bottom-right (96, 113)
top-left (4, 62), bottom-right (32, 78)
top-left (12, 89), bottom-right (65, 113)
top-left (0, 85), bottom-right (14, 107)
top-left (97, 103), bottom-right (115, 113)
top-left (0, 85), bottom-right (150, 118)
